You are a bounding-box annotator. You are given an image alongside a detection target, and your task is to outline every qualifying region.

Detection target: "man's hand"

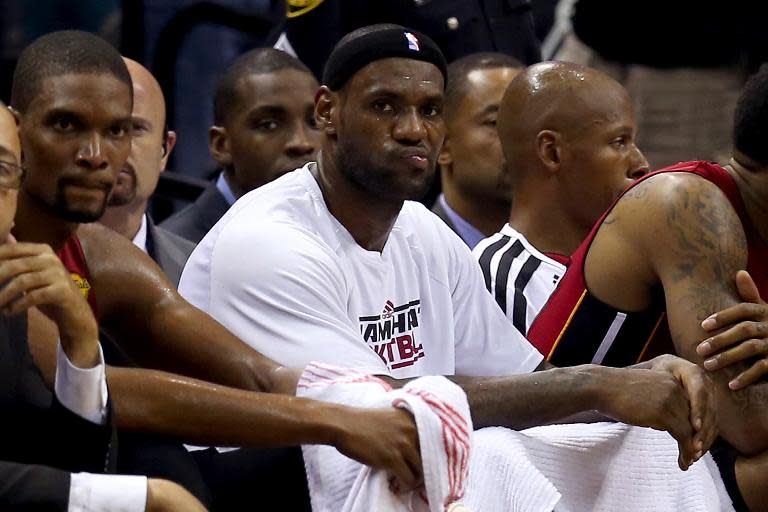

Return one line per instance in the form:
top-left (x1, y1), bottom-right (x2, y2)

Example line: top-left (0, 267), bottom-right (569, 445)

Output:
top-left (0, 241), bottom-right (98, 367)
top-left (601, 357), bottom-right (717, 470)
top-left (332, 406), bottom-right (422, 490)
top-left (146, 479), bottom-right (208, 512)
top-left (697, 270), bottom-right (768, 389)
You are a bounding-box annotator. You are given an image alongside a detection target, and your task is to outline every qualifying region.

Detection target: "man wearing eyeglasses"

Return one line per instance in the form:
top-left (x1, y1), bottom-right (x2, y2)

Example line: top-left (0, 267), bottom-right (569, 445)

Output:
top-left (0, 102), bottom-right (208, 511)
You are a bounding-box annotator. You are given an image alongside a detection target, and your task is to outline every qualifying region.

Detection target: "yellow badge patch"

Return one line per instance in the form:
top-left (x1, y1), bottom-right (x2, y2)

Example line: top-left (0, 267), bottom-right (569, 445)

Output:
top-left (286, 0), bottom-right (325, 18)
top-left (70, 273), bottom-right (91, 299)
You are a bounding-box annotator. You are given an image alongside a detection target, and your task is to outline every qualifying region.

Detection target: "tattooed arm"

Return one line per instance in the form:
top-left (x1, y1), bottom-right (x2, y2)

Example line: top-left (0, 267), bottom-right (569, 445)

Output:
top-left (589, 172), bottom-right (768, 456)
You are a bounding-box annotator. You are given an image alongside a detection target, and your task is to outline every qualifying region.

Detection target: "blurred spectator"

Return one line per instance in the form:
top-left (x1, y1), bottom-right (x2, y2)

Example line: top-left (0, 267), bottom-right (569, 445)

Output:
top-left (99, 58), bottom-right (194, 286)
top-left (434, 52), bottom-right (522, 248)
top-left (278, 0), bottom-right (541, 78)
top-left (161, 48), bottom-right (320, 243)
top-left (550, 0), bottom-right (767, 169)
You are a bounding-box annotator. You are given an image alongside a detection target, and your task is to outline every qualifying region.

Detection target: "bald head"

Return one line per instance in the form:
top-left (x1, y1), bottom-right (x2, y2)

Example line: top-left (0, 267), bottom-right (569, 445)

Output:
top-left (498, 61), bottom-right (632, 178)
top-left (107, 58), bottom-right (174, 209)
top-left (499, 61), bottom-right (649, 245)
top-left (123, 58), bottom-right (167, 128)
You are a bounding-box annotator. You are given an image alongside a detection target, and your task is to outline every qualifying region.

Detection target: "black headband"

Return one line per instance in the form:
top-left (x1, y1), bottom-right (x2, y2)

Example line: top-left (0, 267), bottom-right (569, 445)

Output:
top-left (322, 25), bottom-right (447, 91)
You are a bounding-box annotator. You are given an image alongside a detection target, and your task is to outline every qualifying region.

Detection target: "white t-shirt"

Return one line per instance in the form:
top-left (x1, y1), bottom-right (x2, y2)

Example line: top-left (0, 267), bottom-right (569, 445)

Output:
top-left (179, 163), bottom-right (542, 379)
top-left (473, 225), bottom-right (567, 336)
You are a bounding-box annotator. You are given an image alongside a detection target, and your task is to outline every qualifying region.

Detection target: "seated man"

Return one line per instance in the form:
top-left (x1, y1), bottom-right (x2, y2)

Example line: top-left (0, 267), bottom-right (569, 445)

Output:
top-left (11, 30), bottom-right (423, 509)
top-left (180, 24), bottom-right (735, 472)
top-left (433, 52), bottom-right (522, 249)
top-left (527, 65), bottom-right (768, 511)
top-left (161, 48), bottom-right (321, 243)
top-left (0, 101), bottom-right (205, 511)
top-left (99, 58), bottom-right (193, 286)
top-left (474, 61), bottom-right (649, 335)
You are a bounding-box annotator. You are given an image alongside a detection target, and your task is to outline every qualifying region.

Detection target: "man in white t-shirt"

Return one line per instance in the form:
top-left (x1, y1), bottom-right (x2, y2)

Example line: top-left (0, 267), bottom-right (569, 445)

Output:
top-left (180, 24), bottom-right (718, 469)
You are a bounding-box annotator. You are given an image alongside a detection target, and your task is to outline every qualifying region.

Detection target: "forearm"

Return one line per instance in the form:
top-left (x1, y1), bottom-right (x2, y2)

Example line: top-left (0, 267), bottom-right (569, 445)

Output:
top-left (107, 366), bottom-right (344, 448)
top-left (710, 363), bottom-right (768, 456)
top-left (451, 365), bottom-right (616, 429)
top-left (128, 302), bottom-right (282, 393)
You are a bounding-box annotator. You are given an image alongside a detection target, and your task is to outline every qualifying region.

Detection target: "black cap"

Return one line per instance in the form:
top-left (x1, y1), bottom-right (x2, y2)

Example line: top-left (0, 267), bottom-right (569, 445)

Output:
top-left (322, 24), bottom-right (448, 91)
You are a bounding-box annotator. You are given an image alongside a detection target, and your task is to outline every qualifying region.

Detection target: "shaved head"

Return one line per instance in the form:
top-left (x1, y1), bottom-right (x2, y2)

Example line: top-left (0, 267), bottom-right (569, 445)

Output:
top-left (123, 58), bottom-right (166, 127)
top-left (500, 61), bottom-right (649, 247)
top-left (108, 57), bottom-right (172, 208)
top-left (498, 61), bottom-right (632, 180)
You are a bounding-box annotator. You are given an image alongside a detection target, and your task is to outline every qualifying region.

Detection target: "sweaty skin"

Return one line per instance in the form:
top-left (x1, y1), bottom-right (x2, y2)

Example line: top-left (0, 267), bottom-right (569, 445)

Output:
top-left (581, 170), bottom-right (768, 510)
top-left (498, 62), bottom-right (649, 257)
top-left (10, 68), bottom-right (423, 486)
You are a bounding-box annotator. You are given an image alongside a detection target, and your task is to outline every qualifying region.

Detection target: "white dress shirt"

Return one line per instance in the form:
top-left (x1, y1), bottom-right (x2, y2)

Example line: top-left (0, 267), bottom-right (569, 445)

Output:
top-left (53, 341), bottom-right (148, 512)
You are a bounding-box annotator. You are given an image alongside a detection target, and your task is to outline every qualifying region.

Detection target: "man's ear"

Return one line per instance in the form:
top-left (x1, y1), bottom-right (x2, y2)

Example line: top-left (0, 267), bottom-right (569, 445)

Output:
top-left (536, 130), bottom-right (562, 174)
top-left (315, 86), bottom-right (337, 136)
top-left (6, 106), bottom-right (20, 126)
top-left (437, 137), bottom-right (453, 174)
top-left (208, 126), bottom-right (232, 167)
top-left (159, 130), bottom-right (177, 172)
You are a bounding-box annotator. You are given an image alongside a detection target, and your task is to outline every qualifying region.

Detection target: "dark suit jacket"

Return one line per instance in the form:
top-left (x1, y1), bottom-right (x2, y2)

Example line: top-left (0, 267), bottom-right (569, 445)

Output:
top-left (431, 197), bottom-right (459, 236)
top-left (146, 216), bottom-right (195, 288)
top-left (160, 182), bottom-right (231, 245)
top-left (0, 313), bottom-right (116, 509)
top-left (286, 0), bottom-right (541, 79)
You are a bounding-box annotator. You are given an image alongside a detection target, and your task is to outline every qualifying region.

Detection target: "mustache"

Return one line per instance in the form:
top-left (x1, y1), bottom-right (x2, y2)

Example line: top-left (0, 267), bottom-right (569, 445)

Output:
top-left (120, 162), bottom-right (137, 178)
top-left (58, 175), bottom-right (114, 191)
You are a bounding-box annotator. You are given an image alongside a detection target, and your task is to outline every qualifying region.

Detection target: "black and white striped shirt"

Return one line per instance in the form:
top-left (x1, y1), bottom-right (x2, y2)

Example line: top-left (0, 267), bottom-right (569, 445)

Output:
top-left (473, 225), bottom-right (566, 336)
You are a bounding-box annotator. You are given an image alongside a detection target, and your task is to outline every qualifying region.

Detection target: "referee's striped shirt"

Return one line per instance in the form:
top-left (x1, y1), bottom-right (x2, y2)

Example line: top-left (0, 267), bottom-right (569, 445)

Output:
top-left (473, 224), bottom-right (566, 336)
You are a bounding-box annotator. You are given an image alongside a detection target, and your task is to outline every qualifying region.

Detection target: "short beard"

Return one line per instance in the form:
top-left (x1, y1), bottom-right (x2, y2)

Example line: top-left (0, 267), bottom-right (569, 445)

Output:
top-left (335, 139), bottom-right (434, 203)
top-left (107, 186), bottom-right (136, 207)
top-left (52, 190), bottom-right (109, 224)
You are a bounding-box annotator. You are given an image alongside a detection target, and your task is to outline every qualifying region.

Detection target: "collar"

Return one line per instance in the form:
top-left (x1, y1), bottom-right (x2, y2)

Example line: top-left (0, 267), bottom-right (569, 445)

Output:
top-left (131, 214), bottom-right (149, 254)
top-left (438, 194), bottom-right (485, 249)
top-left (216, 172), bottom-right (237, 206)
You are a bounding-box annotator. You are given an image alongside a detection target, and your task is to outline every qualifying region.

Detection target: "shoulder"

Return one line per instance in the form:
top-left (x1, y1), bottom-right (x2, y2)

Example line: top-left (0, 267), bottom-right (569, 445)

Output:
top-left (603, 171), bottom-right (747, 272)
top-left (399, 201), bottom-right (467, 247)
top-left (78, 222), bottom-right (134, 256)
top-left (78, 223), bottom-right (170, 284)
top-left (608, 171), bottom-right (736, 231)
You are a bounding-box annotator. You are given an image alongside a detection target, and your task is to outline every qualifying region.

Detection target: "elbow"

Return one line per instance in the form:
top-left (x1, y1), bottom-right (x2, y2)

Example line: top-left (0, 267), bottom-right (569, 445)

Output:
top-left (720, 414), bottom-right (768, 456)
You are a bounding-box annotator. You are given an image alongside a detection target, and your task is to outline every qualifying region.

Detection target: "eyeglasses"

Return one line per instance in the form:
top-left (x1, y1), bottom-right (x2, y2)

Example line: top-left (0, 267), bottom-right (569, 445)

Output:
top-left (0, 161), bottom-right (25, 190)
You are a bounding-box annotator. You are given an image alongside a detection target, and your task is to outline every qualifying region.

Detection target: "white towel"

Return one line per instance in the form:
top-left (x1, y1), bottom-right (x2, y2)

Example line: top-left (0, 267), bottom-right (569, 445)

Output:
top-left (298, 362), bottom-right (473, 512)
top-left (299, 363), bottom-right (735, 512)
top-left (465, 423), bottom-right (735, 512)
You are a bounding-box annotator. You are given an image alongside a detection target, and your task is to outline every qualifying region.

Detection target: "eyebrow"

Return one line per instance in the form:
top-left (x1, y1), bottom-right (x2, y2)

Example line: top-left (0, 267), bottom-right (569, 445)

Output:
top-left (0, 146), bottom-right (17, 164)
top-left (480, 105), bottom-right (500, 115)
top-left (247, 105), bottom-right (289, 118)
top-left (43, 107), bottom-right (83, 121)
top-left (131, 114), bottom-right (154, 128)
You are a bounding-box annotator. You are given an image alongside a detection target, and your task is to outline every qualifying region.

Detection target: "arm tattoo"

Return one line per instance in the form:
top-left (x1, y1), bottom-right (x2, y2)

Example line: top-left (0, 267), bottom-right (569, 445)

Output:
top-left (665, 183), bottom-right (744, 320)
top-left (660, 178), bottom-right (768, 411)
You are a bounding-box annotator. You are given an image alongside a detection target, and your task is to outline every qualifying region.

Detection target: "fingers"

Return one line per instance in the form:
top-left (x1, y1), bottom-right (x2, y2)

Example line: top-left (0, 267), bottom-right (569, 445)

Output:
top-left (390, 409), bottom-right (422, 490)
top-left (0, 266), bottom-right (65, 312)
top-left (679, 367), bottom-right (718, 460)
top-left (402, 430), bottom-right (423, 490)
top-left (391, 455), bottom-right (420, 491)
top-left (701, 333), bottom-right (767, 370)
top-left (736, 270), bottom-right (763, 304)
top-left (0, 242), bottom-right (54, 261)
top-left (729, 358), bottom-right (768, 390)
top-left (700, 271), bottom-right (764, 333)
top-left (698, 319), bottom-right (768, 358)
